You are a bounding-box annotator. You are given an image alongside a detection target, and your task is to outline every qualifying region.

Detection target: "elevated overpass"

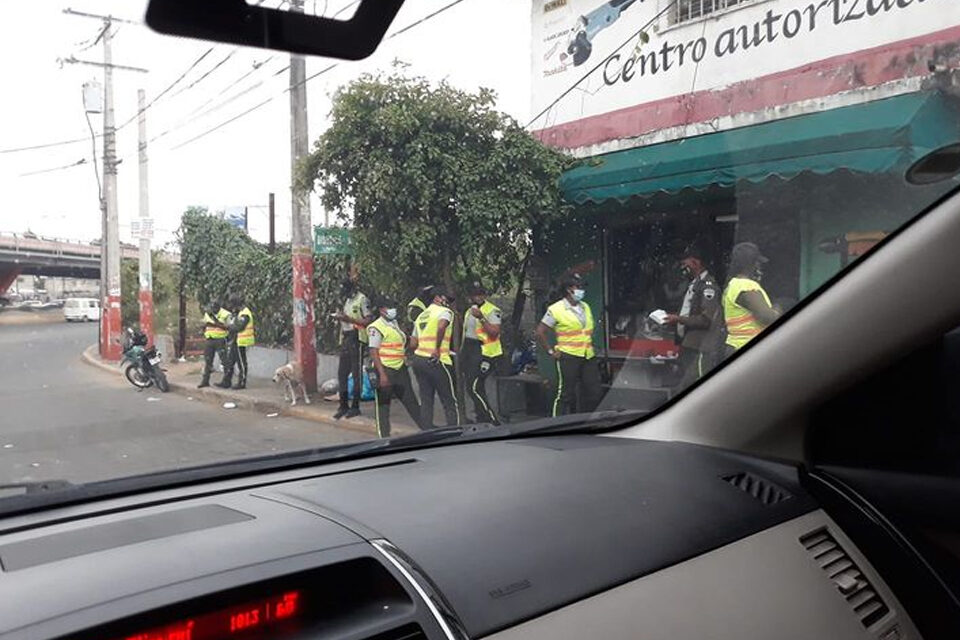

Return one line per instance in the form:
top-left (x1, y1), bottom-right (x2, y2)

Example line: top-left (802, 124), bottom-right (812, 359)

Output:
top-left (0, 233), bottom-right (177, 294)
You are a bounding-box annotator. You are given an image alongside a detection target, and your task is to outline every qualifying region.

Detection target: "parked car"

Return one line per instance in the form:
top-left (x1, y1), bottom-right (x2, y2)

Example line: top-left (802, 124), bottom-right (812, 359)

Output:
top-left (63, 298), bottom-right (100, 322)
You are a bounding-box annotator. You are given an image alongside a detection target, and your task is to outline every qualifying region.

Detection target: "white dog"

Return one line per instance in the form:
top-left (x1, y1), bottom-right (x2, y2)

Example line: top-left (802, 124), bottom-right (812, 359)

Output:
top-left (272, 362), bottom-right (311, 406)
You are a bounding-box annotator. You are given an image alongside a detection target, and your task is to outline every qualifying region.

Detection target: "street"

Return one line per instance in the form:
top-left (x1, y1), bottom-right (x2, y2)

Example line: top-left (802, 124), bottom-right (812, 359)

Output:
top-left (0, 318), bottom-right (367, 485)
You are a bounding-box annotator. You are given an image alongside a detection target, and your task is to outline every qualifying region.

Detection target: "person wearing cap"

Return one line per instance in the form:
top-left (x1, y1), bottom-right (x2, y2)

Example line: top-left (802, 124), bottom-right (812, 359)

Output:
top-left (219, 294), bottom-right (255, 390)
top-left (332, 274), bottom-right (374, 420)
top-left (723, 242), bottom-right (781, 354)
top-left (663, 251), bottom-right (722, 387)
top-left (198, 300), bottom-right (231, 389)
top-left (461, 281), bottom-right (503, 425)
top-left (406, 284), bottom-right (434, 327)
top-left (410, 289), bottom-right (461, 428)
top-left (536, 273), bottom-right (602, 416)
top-left (368, 297), bottom-right (423, 438)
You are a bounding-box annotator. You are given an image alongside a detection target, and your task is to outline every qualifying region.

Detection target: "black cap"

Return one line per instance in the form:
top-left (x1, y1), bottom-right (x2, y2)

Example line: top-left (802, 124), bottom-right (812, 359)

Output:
top-left (373, 295), bottom-right (396, 309)
top-left (561, 273), bottom-right (585, 289)
top-left (731, 242), bottom-right (769, 265)
top-left (467, 280), bottom-right (487, 295)
top-left (433, 288), bottom-right (456, 303)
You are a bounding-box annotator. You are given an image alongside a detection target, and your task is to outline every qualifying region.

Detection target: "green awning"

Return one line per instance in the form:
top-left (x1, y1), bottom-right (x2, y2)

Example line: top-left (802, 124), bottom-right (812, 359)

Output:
top-left (561, 91), bottom-right (960, 205)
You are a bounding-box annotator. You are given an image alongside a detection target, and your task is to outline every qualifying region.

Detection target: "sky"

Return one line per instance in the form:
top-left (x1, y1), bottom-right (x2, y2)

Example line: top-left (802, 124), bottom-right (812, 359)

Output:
top-left (0, 0), bottom-right (531, 249)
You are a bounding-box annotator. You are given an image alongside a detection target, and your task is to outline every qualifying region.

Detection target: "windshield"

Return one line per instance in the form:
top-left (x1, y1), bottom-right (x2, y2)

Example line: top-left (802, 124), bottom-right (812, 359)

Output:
top-left (1, 0), bottom-right (959, 493)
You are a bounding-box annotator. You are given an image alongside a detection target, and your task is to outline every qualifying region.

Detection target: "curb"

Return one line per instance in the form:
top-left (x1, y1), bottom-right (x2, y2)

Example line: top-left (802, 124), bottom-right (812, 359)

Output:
top-left (79, 345), bottom-right (405, 437)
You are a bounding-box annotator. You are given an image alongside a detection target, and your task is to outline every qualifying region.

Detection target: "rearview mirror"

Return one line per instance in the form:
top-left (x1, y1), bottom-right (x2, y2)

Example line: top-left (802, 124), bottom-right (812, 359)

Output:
top-left (145, 0), bottom-right (405, 59)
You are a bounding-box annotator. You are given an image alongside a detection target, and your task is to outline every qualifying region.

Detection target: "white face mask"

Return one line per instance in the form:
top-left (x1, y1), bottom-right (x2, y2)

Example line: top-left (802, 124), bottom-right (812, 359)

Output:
top-left (572, 288), bottom-right (586, 302)
top-left (384, 308), bottom-right (398, 320)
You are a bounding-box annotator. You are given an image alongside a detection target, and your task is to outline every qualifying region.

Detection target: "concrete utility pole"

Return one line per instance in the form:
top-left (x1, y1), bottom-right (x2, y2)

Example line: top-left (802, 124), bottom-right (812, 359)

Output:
top-left (137, 89), bottom-right (154, 346)
top-left (64, 9), bottom-right (146, 361)
top-left (289, 0), bottom-right (317, 391)
top-left (268, 192), bottom-right (276, 253)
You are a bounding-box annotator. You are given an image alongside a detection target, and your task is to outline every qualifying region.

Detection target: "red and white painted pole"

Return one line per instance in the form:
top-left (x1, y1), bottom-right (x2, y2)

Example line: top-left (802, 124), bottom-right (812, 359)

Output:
top-left (289, 0), bottom-right (317, 392)
top-left (137, 89), bottom-right (154, 346)
top-left (101, 20), bottom-right (122, 361)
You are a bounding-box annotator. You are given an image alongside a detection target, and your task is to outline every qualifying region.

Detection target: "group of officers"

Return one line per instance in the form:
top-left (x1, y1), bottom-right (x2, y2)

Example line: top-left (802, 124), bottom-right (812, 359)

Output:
top-left (197, 240), bottom-right (779, 435)
top-left (199, 295), bottom-right (256, 390)
top-left (332, 275), bottom-right (505, 439)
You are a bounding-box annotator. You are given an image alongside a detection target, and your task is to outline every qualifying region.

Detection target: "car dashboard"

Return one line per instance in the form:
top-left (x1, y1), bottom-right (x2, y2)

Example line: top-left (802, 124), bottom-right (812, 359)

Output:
top-left (0, 436), bottom-right (920, 640)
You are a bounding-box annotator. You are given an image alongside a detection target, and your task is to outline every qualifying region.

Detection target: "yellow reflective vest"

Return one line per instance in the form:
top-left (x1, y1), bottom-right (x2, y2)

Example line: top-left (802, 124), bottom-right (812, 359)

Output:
top-left (369, 317), bottom-right (407, 370)
top-left (465, 300), bottom-right (503, 358)
top-left (723, 277), bottom-right (772, 350)
top-left (203, 308), bottom-right (231, 339)
top-left (236, 307), bottom-right (255, 347)
top-left (414, 304), bottom-right (453, 365)
top-left (548, 299), bottom-right (595, 359)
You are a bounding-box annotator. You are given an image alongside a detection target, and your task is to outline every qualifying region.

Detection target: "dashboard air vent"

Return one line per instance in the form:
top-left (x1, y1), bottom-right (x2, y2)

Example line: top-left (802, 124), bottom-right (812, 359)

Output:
top-left (366, 624), bottom-right (427, 640)
top-left (721, 472), bottom-right (792, 505)
top-left (800, 528), bottom-right (890, 629)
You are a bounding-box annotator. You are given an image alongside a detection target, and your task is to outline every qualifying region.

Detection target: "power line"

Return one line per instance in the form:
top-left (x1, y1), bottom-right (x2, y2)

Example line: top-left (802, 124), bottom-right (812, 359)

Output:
top-left (526, 0), bottom-right (679, 129)
top-left (165, 0), bottom-right (471, 153)
top-left (19, 158), bottom-right (88, 177)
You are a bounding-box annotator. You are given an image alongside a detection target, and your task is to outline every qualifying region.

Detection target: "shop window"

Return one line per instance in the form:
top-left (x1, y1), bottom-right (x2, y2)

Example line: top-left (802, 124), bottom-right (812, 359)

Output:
top-left (668, 0), bottom-right (757, 26)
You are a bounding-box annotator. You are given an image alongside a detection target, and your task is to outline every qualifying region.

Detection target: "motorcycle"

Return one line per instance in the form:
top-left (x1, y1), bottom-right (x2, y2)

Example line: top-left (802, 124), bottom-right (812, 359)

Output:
top-left (121, 327), bottom-right (170, 392)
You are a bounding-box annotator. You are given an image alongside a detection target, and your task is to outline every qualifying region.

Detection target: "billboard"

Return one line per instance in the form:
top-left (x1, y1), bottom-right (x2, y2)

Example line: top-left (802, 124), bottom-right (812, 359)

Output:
top-left (531, 0), bottom-right (958, 154)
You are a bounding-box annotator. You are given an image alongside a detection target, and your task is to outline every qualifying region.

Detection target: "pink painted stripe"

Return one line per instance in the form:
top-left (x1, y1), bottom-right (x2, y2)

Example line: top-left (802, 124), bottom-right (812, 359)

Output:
top-left (534, 24), bottom-right (960, 151)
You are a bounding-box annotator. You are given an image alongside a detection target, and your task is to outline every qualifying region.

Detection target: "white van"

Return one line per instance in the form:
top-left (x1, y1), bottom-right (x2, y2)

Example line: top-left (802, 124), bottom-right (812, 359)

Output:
top-left (64, 298), bottom-right (100, 322)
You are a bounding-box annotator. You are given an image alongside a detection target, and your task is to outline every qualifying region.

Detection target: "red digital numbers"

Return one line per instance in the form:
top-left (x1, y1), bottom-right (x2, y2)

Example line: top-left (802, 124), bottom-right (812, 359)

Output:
top-left (125, 619), bottom-right (195, 640)
top-left (272, 592), bottom-right (300, 620)
top-left (228, 609), bottom-right (260, 633)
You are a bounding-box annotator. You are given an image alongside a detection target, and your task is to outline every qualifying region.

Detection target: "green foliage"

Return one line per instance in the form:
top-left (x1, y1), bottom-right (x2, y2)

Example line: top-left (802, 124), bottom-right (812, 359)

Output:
top-left (297, 70), bottom-right (571, 301)
top-left (177, 207), bottom-right (351, 352)
top-left (121, 251), bottom-right (178, 333)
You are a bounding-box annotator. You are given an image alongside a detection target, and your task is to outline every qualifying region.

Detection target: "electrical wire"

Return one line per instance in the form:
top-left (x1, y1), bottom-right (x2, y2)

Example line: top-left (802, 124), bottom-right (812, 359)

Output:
top-left (167, 0), bottom-right (470, 152)
top-left (19, 158), bottom-right (87, 178)
top-left (526, 0), bottom-right (680, 129)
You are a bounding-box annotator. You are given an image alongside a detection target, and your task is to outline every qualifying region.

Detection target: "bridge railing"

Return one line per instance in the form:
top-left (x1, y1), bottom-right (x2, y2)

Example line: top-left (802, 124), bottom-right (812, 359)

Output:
top-left (0, 232), bottom-right (161, 261)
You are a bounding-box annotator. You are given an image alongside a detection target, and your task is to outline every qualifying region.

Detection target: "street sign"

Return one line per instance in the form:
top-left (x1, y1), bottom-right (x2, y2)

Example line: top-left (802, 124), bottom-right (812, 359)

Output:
top-left (223, 206), bottom-right (247, 232)
top-left (314, 227), bottom-right (352, 255)
top-left (130, 218), bottom-right (154, 239)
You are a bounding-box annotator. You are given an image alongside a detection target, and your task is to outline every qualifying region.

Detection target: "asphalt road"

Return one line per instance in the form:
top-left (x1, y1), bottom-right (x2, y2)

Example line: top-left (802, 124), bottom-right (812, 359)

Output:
top-left (0, 319), bottom-right (367, 486)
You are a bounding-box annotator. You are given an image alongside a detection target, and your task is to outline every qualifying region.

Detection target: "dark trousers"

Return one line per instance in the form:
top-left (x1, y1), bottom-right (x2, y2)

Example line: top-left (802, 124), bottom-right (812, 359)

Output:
top-left (201, 337), bottom-right (226, 383)
top-left (677, 346), bottom-right (714, 390)
top-left (374, 365), bottom-right (423, 438)
top-left (411, 355), bottom-right (460, 428)
top-left (224, 344), bottom-right (248, 385)
top-left (338, 331), bottom-right (364, 409)
top-left (461, 339), bottom-right (501, 425)
top-left (552, 353), bottom-right (602, 417)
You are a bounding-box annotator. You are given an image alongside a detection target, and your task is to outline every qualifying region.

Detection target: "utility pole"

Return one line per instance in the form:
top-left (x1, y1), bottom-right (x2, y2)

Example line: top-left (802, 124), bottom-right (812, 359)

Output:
top-left (289, 0), bottom-right (317, 391)
top-left (137, 89), bottom-right (154, 346)
top-left (268, 192), bottom-right (276, 253)
top-left (64, 9), bottom-right (146, 361)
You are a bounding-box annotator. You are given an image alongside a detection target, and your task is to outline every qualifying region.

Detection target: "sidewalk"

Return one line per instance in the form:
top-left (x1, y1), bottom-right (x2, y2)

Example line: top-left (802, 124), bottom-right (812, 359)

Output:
top-left (80, 345), bottom-right (420, 438)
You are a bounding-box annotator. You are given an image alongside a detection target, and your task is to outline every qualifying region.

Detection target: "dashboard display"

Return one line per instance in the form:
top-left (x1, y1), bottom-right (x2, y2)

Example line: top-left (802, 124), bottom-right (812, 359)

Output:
top-left (67, 558), bottom-right (416, 640)
top-left (119, 591), bottom-right (300, 640)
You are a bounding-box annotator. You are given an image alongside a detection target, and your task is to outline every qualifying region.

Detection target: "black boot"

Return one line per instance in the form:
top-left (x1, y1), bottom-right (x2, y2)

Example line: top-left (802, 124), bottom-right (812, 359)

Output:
top-left (232, 377), bottom-right (246, 390)
top-left (333, 405), bottom-right (349, 420)
top-left (344, 406), bottom-right (361, 419)
top-left (215, 377), bottom-right (232, 389)
top-left (197, 378), bottom-right (210, 389)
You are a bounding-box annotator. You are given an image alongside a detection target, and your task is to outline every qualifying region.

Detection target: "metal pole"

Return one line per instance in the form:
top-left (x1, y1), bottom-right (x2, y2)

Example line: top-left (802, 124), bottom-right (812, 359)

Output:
top-left (137, 89), bottom-right (154, 346)
top-left (268, 192), bottom-right (276, 253)
top-left (289, 0), bottom-right (317, 391)
top-left (102, 19), bottom-right (122, 361)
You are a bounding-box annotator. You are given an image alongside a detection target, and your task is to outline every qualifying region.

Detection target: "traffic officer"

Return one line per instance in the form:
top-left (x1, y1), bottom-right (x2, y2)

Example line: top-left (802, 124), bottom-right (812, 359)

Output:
top-left (723, 242), bottom-right (781, 355)
top-left (198, 300), bottom-right (231, 389)
top-left (219, 294), bottom-right (254, 390)
top-left (535, 274), bottom-right (602, 416)
top-left (332, 275), bottom-right (373, 419)
top-left (410, 289), bottom-right (460, 428)
top-left (368, 297), bottom-right (423, 438)
top-left (663, 251), bottom-right (722, 388)
top-left (406, 284), bottom-right (434, 326)
top-left (461, 281), bottom-right (502, 425)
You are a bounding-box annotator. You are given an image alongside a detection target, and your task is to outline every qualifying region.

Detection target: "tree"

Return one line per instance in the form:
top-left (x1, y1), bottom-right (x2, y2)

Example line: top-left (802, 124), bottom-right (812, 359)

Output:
top-left (297, 70), bottom-right (571, 305)
top-left (120, 251), bottom-right (177, 332)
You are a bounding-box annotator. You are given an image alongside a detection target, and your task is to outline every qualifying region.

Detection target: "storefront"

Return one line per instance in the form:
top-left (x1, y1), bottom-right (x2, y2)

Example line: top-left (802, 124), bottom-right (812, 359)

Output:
top-left (533, 90), bottom-right (960, 401)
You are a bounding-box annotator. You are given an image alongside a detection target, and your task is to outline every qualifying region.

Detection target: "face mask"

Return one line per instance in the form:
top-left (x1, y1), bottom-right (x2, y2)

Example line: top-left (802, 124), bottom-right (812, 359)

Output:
top-left (384, 308), bottom-right (397, 320)
top-left (572, 288), bottom-right (586, 302)
top-left (752, 265), bottom-right (764, 281)
top-left (679, 265), bottom-right (693, 279)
